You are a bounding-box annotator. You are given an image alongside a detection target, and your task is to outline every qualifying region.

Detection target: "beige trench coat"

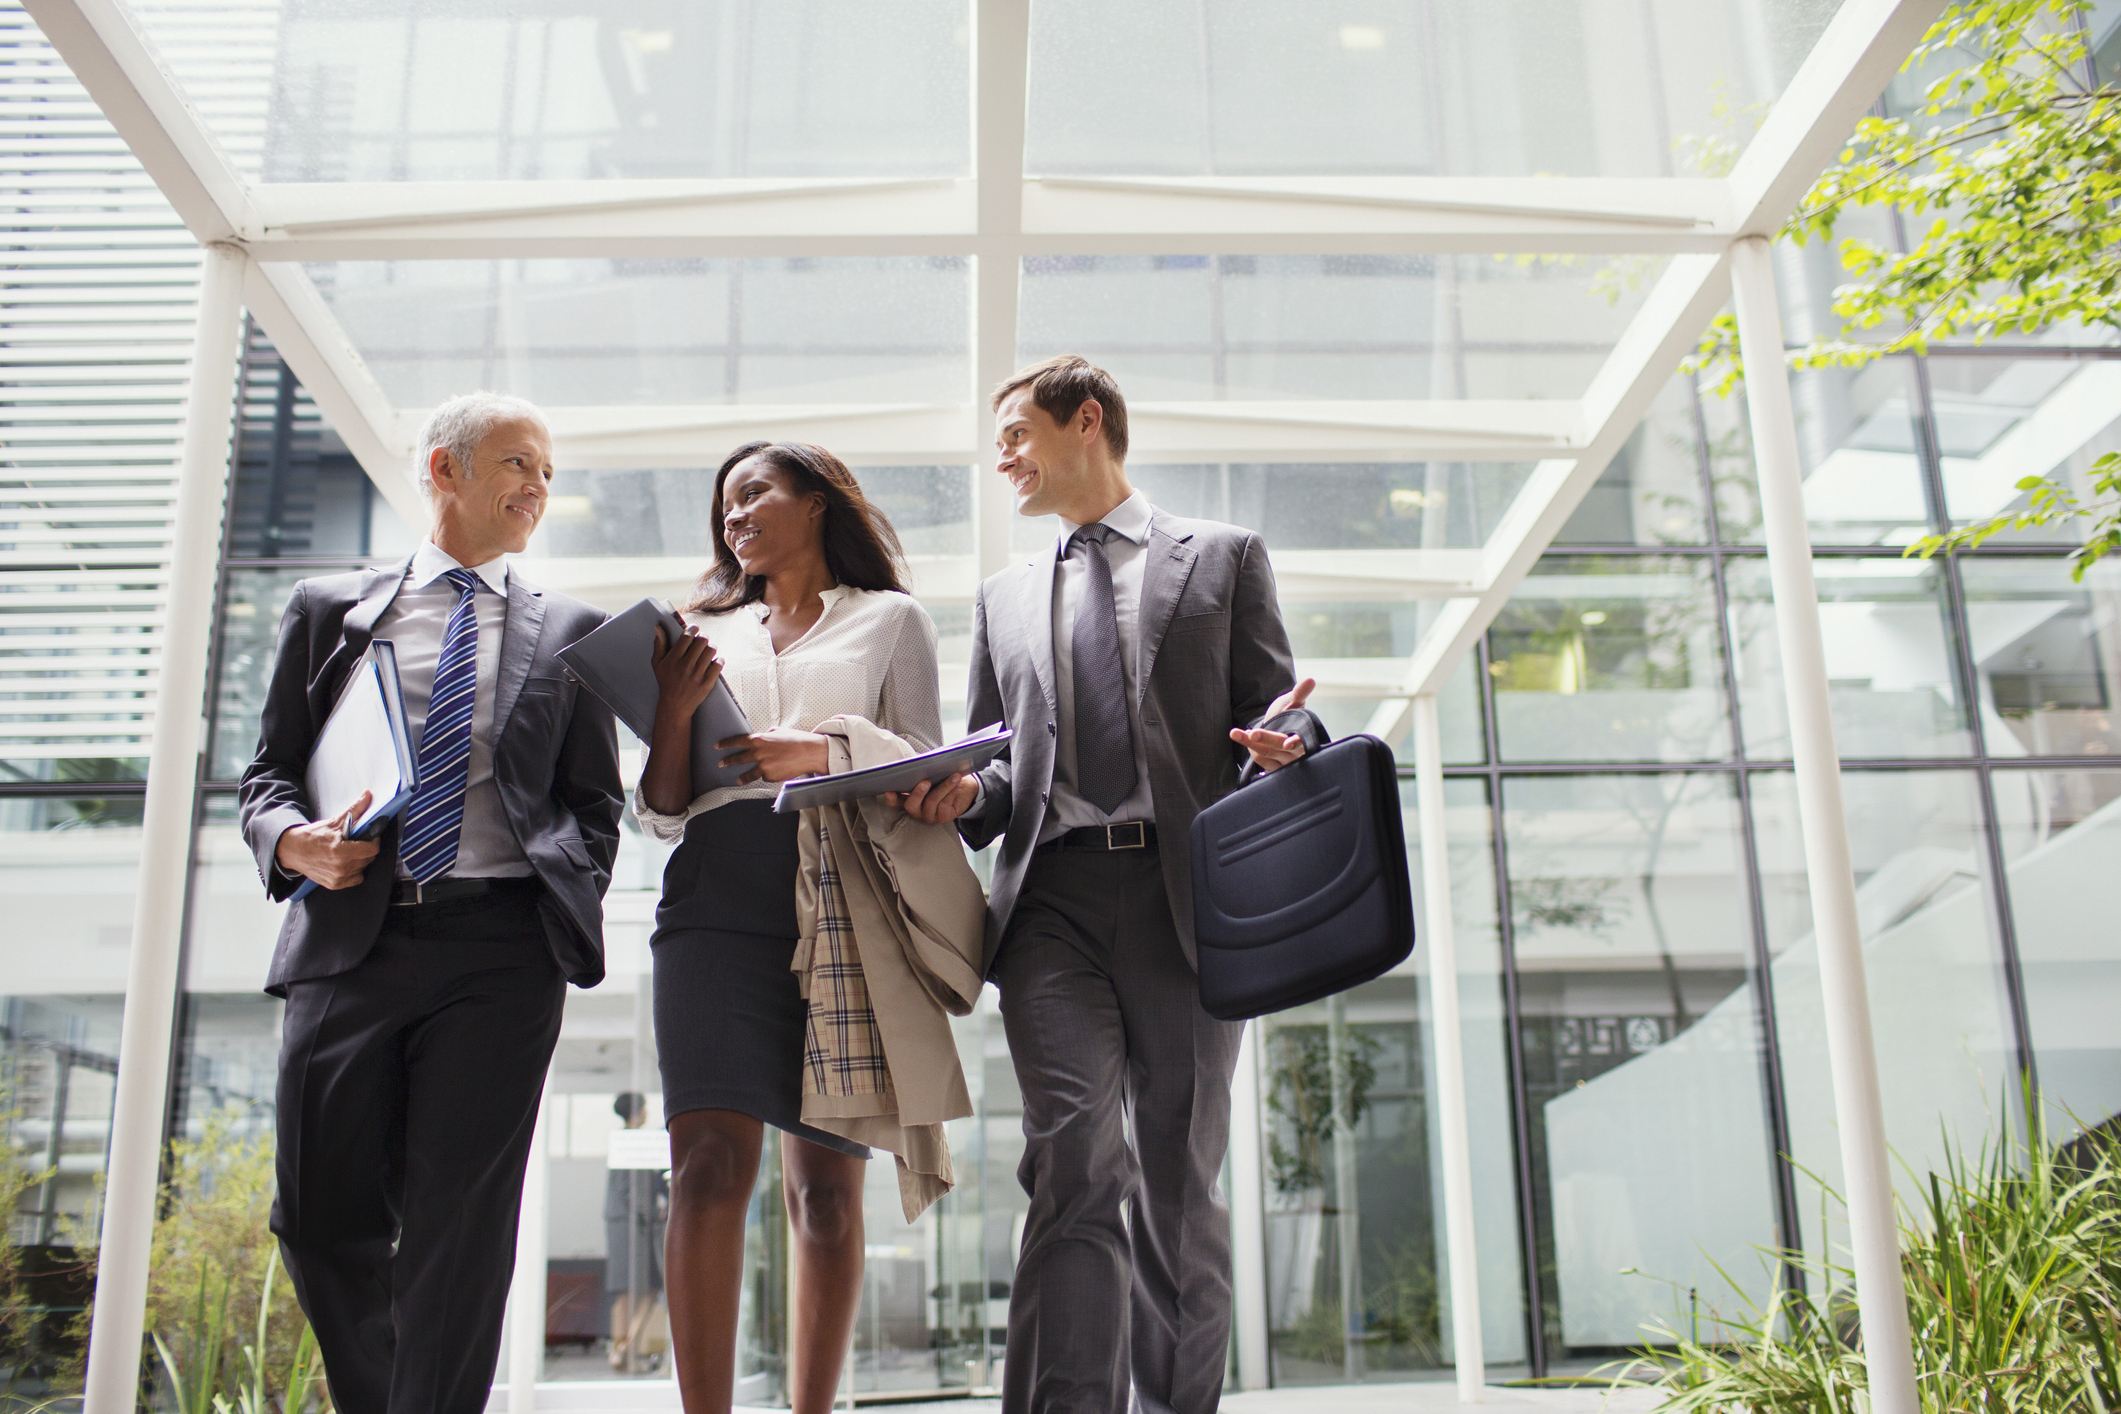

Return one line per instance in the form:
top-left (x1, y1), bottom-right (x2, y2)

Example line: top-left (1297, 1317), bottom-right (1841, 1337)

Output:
top-left (793, 714), bottom-right (986, 1220)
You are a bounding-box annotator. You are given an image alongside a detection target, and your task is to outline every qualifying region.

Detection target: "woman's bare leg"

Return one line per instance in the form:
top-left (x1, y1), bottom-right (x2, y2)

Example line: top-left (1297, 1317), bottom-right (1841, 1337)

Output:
top-left (782, 1134), bottom-right (867, 1414)
top-left (664, 1110), bottom-right (764, 1413)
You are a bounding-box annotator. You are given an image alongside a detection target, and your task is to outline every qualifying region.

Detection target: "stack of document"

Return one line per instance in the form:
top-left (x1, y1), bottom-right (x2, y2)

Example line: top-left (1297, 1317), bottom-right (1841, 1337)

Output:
top-left (294, 640), bottom-right (417, 901)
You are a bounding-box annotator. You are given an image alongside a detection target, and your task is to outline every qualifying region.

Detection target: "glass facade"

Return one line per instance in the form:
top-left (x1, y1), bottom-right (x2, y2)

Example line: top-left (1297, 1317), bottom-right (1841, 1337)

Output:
top-left (7, 0), bottom-right (2121, 1403)
top-left (12, 310), bottom-right (2121, 1393)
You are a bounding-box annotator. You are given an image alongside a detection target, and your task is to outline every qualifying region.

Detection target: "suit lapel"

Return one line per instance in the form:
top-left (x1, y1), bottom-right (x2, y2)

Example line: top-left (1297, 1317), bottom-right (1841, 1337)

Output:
top-left (319, 558), bottom-right (409, 691)
top-left (1135, 514), bottom-right (1197, 704)
top-left (491, 571), bottom-right (546, 741)
top-left (1021, 538), bottom-right (1059, 710)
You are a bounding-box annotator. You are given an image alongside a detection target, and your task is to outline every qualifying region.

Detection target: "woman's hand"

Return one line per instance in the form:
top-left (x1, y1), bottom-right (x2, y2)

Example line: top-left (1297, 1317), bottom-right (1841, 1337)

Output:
top-left (651, 623), bottom-right (723, 727)
top-left (642, 623), bottom-right (722, 817)
top-left (717, 726), bottom-right (831, 784)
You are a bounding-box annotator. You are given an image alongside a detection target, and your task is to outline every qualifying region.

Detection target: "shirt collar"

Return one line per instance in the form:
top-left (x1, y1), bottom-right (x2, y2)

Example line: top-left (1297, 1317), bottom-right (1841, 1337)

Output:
top-left (1057, 491), bottom-right (1153, 553)
top-left (408, 540), bottom-right (509, 596)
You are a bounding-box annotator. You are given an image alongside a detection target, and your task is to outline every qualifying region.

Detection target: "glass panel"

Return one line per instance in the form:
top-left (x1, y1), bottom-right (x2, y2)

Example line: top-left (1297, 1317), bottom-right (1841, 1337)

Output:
top-left (230, 328), bottom-right (416, 561)
top-left (1704, 359), bottom-right (1932, 546)
top-left (1750, 769), bottom-right (2019, 1255)
top-left (1018, 255), bottom-right (1666, 402)
top-left (1, 794), bottom-right (141, 1263)
top-left (1552, 378), bottom-right (1708, 548)
top-left (1260, 778), bottom-right (1523, 1387)
top-left (540, 465), bottom-right (973, 560)
top-left (1726, 556), bottom-right (1972, 759)
top-left (1933, 358), bottom-right (2121, 540)
top-left (1128, 462), bottom-right (1533, 551)
top-left (1959, 558), bottom-right (2121, 759)
top-left (132, 0), bottom-right (969, 183)
top-left (1501, 772), bottom-right (1777, 1363)
top-left (1992, 768), bottom-right (2121, 1137)
top-left (1488, 557), bottom-right (1731, 763)
top-left (1025, 0), bottom-right (1841, 178)
top-left (308, 258), bottom-right (969, 409)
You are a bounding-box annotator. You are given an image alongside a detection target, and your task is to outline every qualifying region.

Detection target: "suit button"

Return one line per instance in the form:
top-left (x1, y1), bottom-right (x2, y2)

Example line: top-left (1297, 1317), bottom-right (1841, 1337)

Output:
top-left (1046, 721), bottom-right (1055, 736)
top-left (1040, 791), bottom-right (1049, 803)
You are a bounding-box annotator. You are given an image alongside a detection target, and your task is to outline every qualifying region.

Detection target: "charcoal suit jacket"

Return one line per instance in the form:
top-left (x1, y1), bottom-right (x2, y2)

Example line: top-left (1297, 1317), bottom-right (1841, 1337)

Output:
top-left (955, 508), bottom-right (1297, 973)
top-left (236, 556), bottom-right (623, 995)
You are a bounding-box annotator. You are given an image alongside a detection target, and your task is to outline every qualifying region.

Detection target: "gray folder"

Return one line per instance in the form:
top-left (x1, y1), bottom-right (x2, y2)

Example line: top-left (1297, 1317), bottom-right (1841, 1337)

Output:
top-left (771, 722), bottom-right (1012, 813)
top-left (556, 598), bottom-right (755, 795)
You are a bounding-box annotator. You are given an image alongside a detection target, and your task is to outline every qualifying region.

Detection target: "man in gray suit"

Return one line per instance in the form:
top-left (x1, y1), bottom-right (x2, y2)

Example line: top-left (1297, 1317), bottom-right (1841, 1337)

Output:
top-left (898, 355), bottom-right (1313, 1414)
top-left (238, 393), bottom-right (621, 1414)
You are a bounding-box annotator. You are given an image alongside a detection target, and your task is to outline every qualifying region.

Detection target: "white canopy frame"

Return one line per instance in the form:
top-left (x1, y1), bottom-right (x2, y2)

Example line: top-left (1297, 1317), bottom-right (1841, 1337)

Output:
top-left (18, 0), bottom-right (1944, 1407)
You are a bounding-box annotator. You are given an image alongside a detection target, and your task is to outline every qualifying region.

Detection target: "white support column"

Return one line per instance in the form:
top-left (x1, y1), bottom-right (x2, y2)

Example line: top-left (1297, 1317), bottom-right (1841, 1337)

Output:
top-left (80, 240), bottom-right (245, 1414)
top-left (1727, 234), bottom-right (1918, 1414)
top-left (508, 1083), bottom-right (553, 1414)
top-left (1226, 1025), bottom-right (1271, 1391)
top-left (1412, 694), bottom-right (1484, 1403)
top-left (969, 0), bottom-right (1029, 581)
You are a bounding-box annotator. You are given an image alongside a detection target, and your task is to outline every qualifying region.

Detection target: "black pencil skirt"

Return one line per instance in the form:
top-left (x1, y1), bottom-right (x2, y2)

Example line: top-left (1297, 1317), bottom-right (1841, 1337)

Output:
top-left (649, 799), bottom-right (869, 1159)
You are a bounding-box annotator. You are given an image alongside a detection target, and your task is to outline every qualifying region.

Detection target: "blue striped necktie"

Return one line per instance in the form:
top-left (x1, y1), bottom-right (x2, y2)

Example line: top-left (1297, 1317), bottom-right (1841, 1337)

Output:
top-left (401, 567), bottom-right (484, 884)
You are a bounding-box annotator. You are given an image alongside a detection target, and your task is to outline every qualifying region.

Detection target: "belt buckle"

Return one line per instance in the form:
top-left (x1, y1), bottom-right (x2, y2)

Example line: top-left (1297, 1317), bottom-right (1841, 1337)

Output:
top-left (1105, 822), bottom-right (1146, 850)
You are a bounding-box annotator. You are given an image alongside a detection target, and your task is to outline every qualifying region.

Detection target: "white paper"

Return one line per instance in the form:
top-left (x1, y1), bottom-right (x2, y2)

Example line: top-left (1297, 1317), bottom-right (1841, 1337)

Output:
top-left (305, 661), bottom-right (407, 835)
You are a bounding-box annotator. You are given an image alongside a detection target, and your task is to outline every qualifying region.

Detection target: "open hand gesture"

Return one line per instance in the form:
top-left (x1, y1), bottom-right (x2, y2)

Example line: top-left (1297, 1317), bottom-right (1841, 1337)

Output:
top-left (1230, 677), bottom-right (1316, 773)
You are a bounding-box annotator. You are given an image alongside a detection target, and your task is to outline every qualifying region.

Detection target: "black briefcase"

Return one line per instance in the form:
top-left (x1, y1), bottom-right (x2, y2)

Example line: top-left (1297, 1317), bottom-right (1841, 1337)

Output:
top-left (1190, 719), bottom-right (1415, 1021)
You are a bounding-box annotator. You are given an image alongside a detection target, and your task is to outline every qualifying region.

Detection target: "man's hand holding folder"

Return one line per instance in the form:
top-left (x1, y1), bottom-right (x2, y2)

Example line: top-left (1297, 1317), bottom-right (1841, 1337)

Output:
top-left (278, 789), bottom-right (381, 891)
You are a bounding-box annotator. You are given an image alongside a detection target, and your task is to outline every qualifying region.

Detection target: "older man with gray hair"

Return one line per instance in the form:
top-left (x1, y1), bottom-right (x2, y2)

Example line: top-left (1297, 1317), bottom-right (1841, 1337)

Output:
top-left (238, 392), bottom-right (622, 1414)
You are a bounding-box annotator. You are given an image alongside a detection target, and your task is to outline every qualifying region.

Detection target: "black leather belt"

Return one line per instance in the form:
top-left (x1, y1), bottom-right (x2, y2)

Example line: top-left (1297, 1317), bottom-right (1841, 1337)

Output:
top-left (389, 876), bottom-right (542, 908)
top-left (1043, 821), bottom-right (1157, 852)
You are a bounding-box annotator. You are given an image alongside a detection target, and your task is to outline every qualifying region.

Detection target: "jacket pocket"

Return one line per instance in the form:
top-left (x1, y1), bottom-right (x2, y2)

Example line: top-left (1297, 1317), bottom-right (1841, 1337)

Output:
top-left (557, 836), bottom-right (594, 870)
top-left (1165, 609), bottom-right (1229, 636)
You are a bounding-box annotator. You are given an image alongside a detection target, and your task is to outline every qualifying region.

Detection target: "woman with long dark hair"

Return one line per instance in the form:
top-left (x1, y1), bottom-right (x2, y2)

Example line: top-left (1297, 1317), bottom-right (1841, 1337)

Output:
top-left (636, 441), bottom-right (942, 1413)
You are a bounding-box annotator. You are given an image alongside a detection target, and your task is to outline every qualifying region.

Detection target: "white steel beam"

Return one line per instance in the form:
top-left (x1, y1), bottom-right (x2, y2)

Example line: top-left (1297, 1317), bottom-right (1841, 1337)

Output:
top-left (1729, 233), bottom-right (1919, 1414)
top-left (79, 241), bottom-right (245, 1414)
top-left (242, 178), bottom-right (977, 262)
top-left (1023, 176), bottom-right (1733, 255)
top-left (1414, 694), bottom-right (1485, 1402)
top-left (505, 399), bottom-right (1583, 470)
top-left (1131, 400), bottom-right (1583, 462)
top-left (970, 0), bottom-right (1030, 580)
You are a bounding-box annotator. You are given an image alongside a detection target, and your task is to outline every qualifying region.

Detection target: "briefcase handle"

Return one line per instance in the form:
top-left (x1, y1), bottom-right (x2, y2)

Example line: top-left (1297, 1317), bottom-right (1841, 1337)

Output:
top-left (1235, 707), bottom-right (1332, 789)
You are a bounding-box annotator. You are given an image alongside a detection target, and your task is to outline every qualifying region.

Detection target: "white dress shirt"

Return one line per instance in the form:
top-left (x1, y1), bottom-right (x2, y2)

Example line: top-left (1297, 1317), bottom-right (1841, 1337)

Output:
top-left (1043, 491), bottom-right (1157, 843)
top-left (632, 587), bottom-right (943, 842)
top-left (373, 541), bottom-right (533, 879)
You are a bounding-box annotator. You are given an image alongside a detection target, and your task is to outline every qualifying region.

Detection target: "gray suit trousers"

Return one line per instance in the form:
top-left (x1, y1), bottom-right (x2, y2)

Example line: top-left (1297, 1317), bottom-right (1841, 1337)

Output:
top-left (993, 846), bottom-right (1245, 1414)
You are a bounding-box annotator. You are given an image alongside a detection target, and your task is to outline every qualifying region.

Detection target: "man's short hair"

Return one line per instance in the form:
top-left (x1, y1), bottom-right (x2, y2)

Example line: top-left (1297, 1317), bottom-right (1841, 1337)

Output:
top-left (990, 354), bottom-right (1129, 462)
top-left (410, 392), bottom-right (547, 502)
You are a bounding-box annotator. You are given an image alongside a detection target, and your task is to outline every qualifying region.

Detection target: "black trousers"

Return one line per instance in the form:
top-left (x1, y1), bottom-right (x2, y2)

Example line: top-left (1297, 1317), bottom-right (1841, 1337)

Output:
top-left (271, 890), bottom-right (564, 1414)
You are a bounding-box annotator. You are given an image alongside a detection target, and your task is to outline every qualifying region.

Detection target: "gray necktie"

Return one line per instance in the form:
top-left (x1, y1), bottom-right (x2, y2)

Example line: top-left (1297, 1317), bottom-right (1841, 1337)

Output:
top-left (1069, 523), bottom-right (1137, 814)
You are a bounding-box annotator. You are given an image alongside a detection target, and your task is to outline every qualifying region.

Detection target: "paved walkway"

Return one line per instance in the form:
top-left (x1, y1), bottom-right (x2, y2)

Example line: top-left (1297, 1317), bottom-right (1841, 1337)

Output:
top-left (495, 1377), bottom-right (1666, 1413)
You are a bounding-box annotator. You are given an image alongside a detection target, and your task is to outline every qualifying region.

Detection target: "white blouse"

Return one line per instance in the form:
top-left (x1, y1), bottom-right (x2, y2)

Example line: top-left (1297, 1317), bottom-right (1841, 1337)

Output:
top-left (632, 586), bottom-right (943, 841)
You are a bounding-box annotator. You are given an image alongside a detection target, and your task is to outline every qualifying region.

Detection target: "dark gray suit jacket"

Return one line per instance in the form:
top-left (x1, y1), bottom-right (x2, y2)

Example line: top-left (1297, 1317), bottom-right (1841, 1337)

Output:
top-left (237, 557), bottom-right (624, 996)
top-left (957, 509), bottom-right (1296, 973)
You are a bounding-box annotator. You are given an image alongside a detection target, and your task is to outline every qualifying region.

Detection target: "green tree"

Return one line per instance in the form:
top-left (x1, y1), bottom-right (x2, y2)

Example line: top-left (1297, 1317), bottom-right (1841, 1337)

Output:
top-left (1691, 0), bottom-right (2121, 578)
